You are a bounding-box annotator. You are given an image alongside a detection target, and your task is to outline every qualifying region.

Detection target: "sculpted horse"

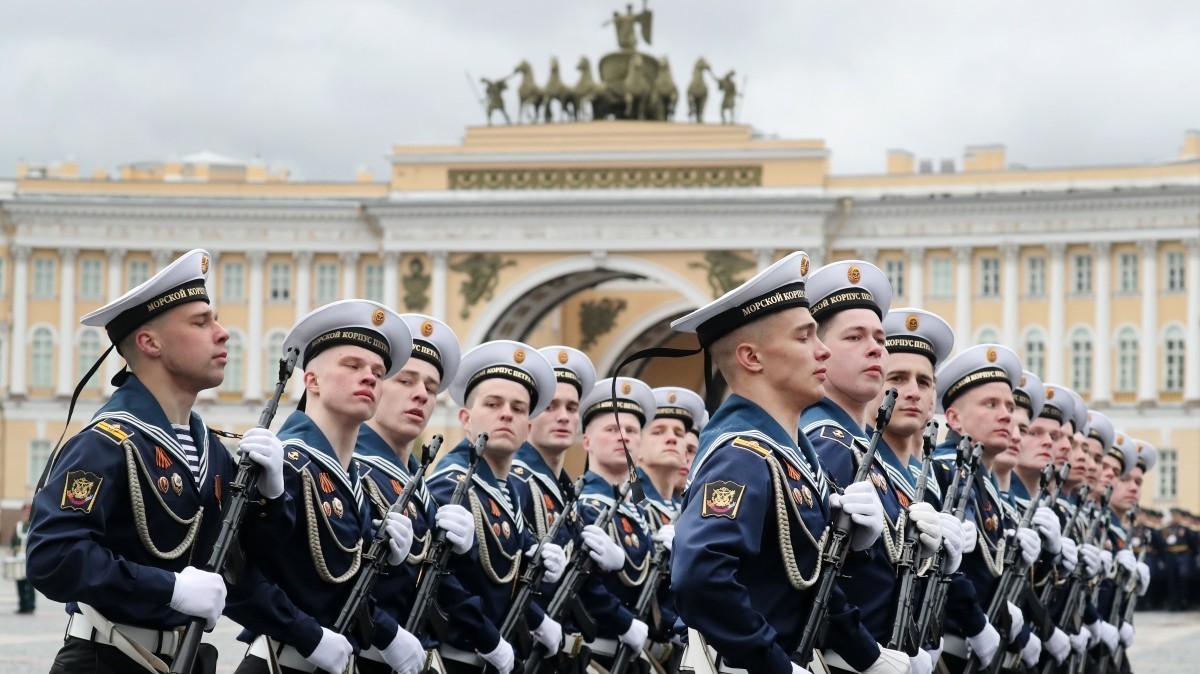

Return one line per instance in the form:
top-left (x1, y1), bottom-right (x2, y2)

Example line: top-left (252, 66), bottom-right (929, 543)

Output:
top-left (542, 57), bottom-right (570, 122)
top-left (571, 56), bottom-right (604, 121)
top-left (623, 53), bottom-right (653, 119)
top-left (687, 57), bottom-right (711, 123)
top-left (649, 55), bottom-right (678, 121)
top-left (514, 60), bottom-right (545, 123)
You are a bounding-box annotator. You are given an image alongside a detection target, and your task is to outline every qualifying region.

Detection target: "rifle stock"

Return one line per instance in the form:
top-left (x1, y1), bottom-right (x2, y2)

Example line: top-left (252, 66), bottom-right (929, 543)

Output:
top-left (886, 419), bottom-right (937, 653)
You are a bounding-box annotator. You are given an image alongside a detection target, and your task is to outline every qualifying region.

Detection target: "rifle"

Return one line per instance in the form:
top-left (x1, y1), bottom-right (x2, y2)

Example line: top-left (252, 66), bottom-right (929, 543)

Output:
top-left (610, 516), bottom-right (676, 674)
top-left (886, 419), bottom-right (938, 654)
top-left (1022, 463), bottom-right (1072, 646)
top-left (790, 388), bottom-right (897, 669)
top-left (405, 433), bottom-right (486, 639)
top-left (332, 435), bottom-right (441, 646)
top-left (1054, 485), bottom-right (1112, 674)
top-left (915, 437), bottom-right (983, 647)
top-left (170, 347), bottom-right (300, 674)
top-left (1102, 508), bottom-right (1143, 674)
top-left (523, 479), bottom-right (634, 674)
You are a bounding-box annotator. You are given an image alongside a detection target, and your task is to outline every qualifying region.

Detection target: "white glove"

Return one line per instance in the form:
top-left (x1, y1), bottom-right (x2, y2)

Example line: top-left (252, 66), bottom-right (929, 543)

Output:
top-left (435, 504), bottom-right (475, 555)
top-left (961, 519), bottom-right (979, 554)
top-left (1059, 537), bottom-right (1079, 574)
top-left (238, 428), bottom-right (285, 499)
top-left (790, 664), bottom-right (813, 674)
top-left (377, 510), bottom-right (414, 565)
top-left (1088, 620), bottom-right (1119, 654)
top-left (861, 649), bottom-right (909, 673)
top-left (1084, 619), bottom-right (1102, 648)
top-left (924, 638), bottom-right (944, 670)
top-left (481, 639), bottom-right (515, 674)
top-left (1005, 601), bottom-right (1025, 643)
top-left (169, 566), bottom-right (227, 630)
top-left (830, 481), bottom-right (884, 551)
top-left (1115, 549), bottom-right (1137, 575)
top-left (938, 512), bottom-right (964, 573)
top-left (909, 648), bottom-right (934, 674)
top-left (381, 627), bottom-right (425, 674)
top-left (1031, 506), bottom-right (1063, 554)
top-left (620, 618), bottom-right (649, 651)
top-left (531, 614), bottom-right (563, 653)
top-left (1099, 549), bottom-right (1114, 575)
top-left (907, 502), bottom-right (942, 558)
top-left (1015, 526), bottom-right (1041, 568)
top-left (305, 627), bottom-right (353, 674)
top-left (582, 524), bottom-right (625, 572)
top-left (1119, 621), bottom-right (1134, 649)
top-left (652, 523), bottom-right (676, 552)
top-left (966, 622), bottom-right (1001, 668)
top-left (1020, 633), bottom-right (1042, 668)
top-left (1045, 627), bottom-right (1071, 664)
top-left (1136, 561), bottom-right (1151, 596)
top-left (528, 542), bottom-right (567, 584)
top-left (1069, 630), bottom-right (1089, 656)
top-left (1080, 543), bottom-right (1103, 577)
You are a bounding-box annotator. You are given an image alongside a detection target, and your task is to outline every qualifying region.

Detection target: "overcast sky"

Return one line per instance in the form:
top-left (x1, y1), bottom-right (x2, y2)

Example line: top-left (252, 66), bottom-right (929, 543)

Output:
top-left (3, 0), bottom-right (1198, 180)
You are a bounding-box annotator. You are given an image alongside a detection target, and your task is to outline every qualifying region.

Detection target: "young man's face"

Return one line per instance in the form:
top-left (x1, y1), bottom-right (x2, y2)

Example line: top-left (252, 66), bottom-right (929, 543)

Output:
top-left (583, 412), bottom-right (643, 475)
top-left (819, 308), bottom-right (888, 406)
top-left (459, 379), bottom-right (532, 458)
top-left (946, 382), bottom-right (1015, 456)
top-left (995, 407), bottom-right (1029, 472)
top-left (1111, 467), bottom-right (1144, 513)
top-left (307, 345), bottom-right (386, 423)
top-left (528, 382), bottom-right (581, 455)
top-left (1084, 436), bottom-right (1105, 488)
top-left (880, 352), bottom-right (936, 438)
top-left (374, 357), bottom-right (441, 442)
top-left (677, 430), bottom-right (700, 492)
top-left (1098, 454), bottom-right (1123, 492)
top-left (641, 417), bottom-right (687, 472)
top-left (1019, 416), bottom-right (1058, 472)
top-left (149, 302), bottom-right (231, 393)
top-left (1066, 427), bottom-right (1094, 486)
top-left (1050, 418), bottom-right (1073, 467)
top-left (755, 307), bottom-right (831, 410)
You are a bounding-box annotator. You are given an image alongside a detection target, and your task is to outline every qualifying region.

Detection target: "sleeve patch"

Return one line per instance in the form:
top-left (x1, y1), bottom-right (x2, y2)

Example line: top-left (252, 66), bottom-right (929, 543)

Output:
top-left (91, 420), bottom-right (132, 444)
top-left (61, 469), bottom-right (104, 513)
top-left (701, 480), bottom-right (746, 519)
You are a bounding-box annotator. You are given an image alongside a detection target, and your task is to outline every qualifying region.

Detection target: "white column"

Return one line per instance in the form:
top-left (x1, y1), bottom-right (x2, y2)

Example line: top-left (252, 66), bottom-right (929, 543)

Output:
top-left (431, 251), bottom-right (448, 322)
top-left (954, 246), bottom-right (972, 350)
top-left (1047, 243), bottom-right (1066, 384)
top-left (56, 248), bottom-right (78, 396)
top-left (1091, 242), bottom-right (1112, 404)
top-left (341, 251), bottom-right (360, 299)
top-left (755, 248), bottom-right (774, 272)
top-left (383, 251), bottom-right (400, 310)
top-left (153, 249), bottom-right (173, 273)
top-left (1001, 244), bottom-right (1019, 348)
top-left (245, 251), bottom-right (266, 402)
top-left (907, 247), bottom-right (924, 309)
top-left (9, 245), bottom-right (30, 396)
top-left (103, 249), bottom-right (126, 396)
top-left (293, 251), bottom-right (313, 318)
top-left (1138, 240), bottom-right (1159, 404)
top-left (1185, 238), bottom-right (1200, 404)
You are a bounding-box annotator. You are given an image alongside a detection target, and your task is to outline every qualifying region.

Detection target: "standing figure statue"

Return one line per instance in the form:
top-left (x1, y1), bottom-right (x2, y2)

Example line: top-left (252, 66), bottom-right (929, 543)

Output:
top-left (687, 57), bottom-right (711, 123)
top-left (602, 0), bottom-right (653, 52)
top-left (717, 69), bottom-right (740, 124)
top-left (481, 76), bottom-right (511, 126)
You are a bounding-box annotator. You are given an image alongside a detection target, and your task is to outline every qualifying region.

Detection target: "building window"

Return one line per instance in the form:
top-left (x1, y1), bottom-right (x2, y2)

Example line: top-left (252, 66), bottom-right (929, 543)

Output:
top-left (1072, 254), bottom-right (1092, 294)
top-left (1166, 251), bottom-right (1185, 291)
top-left (1118, 252), bottom-right (1138, 293)
top-left (980, 257), bottom-right (1000, 297)
top-left (79, 258), bottom-right (103, 300)
top-left (1070, 327), bottom-right (1092, 393)
top-left (1164, 326), bottom-right (1186, 392)
top-left (316, 263), bottom-right (339, 305)
top-left (269, 263), bottom-right (291, 302)
top-left (127, 261), bottom-right (150, 289)
top-left (31, 326), bottom-right (54, 388)
top-left (28, 439), bottom-right (52, 488)
top-left (1156, 448), bottom-right (1177, 500)
top-left (883, 259), bottom-right (905, 298)
top-left (77, 329), bottom-right (103, 389)
top-left (1116, 327), bottom-right (1138, 393)
top-left (1026, 256), bottom-right (1045, 297)
top-left (33, 258), bottom-right (56, 299)
top-left (975, 327), bottom-right (1000, 346)
top-left (1023, 328), bottom-right (1046, 379)
top-left (0, 257), bottom-right (6, 294)
top-left (364, 264), bottom-right (384, 303)
top-left (265, 331), bottom-right (287, 391)
top-left (226, 332), bottom-right (244, 393)
top-left (930, 257), bottom-right (952, 299)
top-left (222, 262), bottom-right (245, 302)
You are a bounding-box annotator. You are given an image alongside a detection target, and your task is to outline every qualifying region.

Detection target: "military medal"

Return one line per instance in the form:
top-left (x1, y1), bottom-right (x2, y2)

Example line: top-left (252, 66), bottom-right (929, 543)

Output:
top-left (158, 476), bottom-right (170, 493)
top-left (171, 473), bottom-right (184, 495)
top-left (391, 478), bottom-right (404, 495)
top-left (319, 472), bottom-right (336, 494)
top-left (871, 473), bottom-right (887, 491)
top-left (501, 522), bottom-right (511, 538)
top-left (492, 523), bottom-right (502, 538)
top-left (792, 487), bottom-right (803, 505)
top-left (332, 498), bottom-right (344, 518)
top-left (800, 485), bottom-right (814, 508)
top-left (322, 502), bottom-right (333, 517)
top-left (490, 499), bottom-right (501, 517)
top-left (786, 464), bottom-right (801, 481)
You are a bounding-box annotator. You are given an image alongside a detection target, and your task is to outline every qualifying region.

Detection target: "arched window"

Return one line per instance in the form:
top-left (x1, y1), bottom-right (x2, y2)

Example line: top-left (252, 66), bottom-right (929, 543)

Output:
top-left (225, 332), bottom-right (244, 393)
top-left (264, 331), bottom-right (287, 392)
top-left (77, 329), bottom-right (103, 390)
top-left (1116, 327), bottom-right (1139, 392)
top-left (1164, 326), bottom-right (1186, 392)
top-left (1070, 327), bottom-right (1092, 393)
top-left (976, 327), bottom-right (1000, 346)
top-left (1023, 328), bottom-right (1046, 380)
top-left (31, 327), bottom-right (55, 388)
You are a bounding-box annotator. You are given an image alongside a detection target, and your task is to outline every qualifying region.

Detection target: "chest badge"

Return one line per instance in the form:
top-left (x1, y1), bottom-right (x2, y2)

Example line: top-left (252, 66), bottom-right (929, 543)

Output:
top-left (332, 497), bottom-right (345, 518)
top-left (391, 478), bottom-right (404, 495)
top-left (501, 521), bottom-right (511, 538)
top-left (158, 476), bottom-right (170, 493)
top-left (171, 473), bottom-right (184, 495)
top-left (319, 473), bottom-right (336, 494)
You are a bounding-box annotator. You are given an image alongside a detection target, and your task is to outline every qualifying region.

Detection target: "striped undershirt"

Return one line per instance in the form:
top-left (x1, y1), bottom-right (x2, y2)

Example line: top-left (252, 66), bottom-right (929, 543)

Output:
top-left (172, 424), bottom-right (201, 483)
top-left (495, 481), bottom-right (516, 514)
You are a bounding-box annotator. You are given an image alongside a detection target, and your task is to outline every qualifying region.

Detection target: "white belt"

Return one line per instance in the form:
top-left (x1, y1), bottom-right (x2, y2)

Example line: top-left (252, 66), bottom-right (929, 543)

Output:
top-left (248, 635), bottom-right (316, 672)
top-left (588, 637), bottom-right (619, 657)
top-left (66, 612), bottom-right (183, 656)
top-left (440, 644), bottom-right (484, 667)
top-left (943, 634), bottom-right (969, 659)
top-left (360, 645), bottom-right (386, 664)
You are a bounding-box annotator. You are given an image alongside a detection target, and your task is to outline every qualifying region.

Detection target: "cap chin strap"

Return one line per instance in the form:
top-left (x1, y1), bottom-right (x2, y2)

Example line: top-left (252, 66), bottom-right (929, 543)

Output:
top-left (34, 344), bottom-right (118, 500)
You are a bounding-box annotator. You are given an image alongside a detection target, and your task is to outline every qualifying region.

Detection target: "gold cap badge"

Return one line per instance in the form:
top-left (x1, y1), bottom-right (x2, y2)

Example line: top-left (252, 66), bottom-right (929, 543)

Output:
top-left (200, 255), bottom-right (209, 274)
top-left (421, 321), bottom-right (434, 337)
top-left (986, 348), bottom-right (997, 363)
top-left (848, 265), bottom-right (862, 284)
top-left (513, 348), bottom-right (526, 364)
top-left (1046, 387), bottom-right (1055, 400)
top-left (800, 256), bottom-right (810, 276)
top-left (668, 392), bottom-right (677, 403)
top-left (621, 382), bottom-right (632, 394)
top-left (558, 350), bottom-right (569, 364)
top-left (906, 314), bottom-right (919, 331)
top-left (371, 309), bottom-right (385, 326)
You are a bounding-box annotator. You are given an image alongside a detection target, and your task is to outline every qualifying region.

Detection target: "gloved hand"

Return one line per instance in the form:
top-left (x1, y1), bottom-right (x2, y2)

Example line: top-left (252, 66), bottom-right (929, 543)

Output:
top-left (305, 628), bottom-right (353, 674)
top-left (169, 566), bottom-right (227, 630)
top-left (1080, 543), bottom-right (1103, 577)
top-left (1031, 506), bottom-right (1063, 554)
top-left (620, 618), bottom-right (649, 651)
top-left (1137, 561), bottom-right (1151, 596)
top-left (1005, 601), bottom-right (1025, 643)
top-left (830, 481), bottom-right (884, 551)
top-left (924, 638), bottom-right (944, 671)
top-left (966, 622), bottom-right (1001, 668)
top-left (1087, 619), bottom-right (1119, 654)
top-left (1059, 537), bottom-right (1079, 574)
top-left (238, 428), bottom-right (285, 499)
top-left (652, 523), bottom-right (676, 552)
top-left (1119, 621), bottom-right (1134, 648)
top-left (909, 648), bottom-right (933, 674)
top-left (1084, 619), bottom-right (1102, 648)
top-left (961, 519), bottom-right (979, 554)
top-left (1069, 630), bottom-right (1089, 656)
top-left (1099, 549), bottom-right (1114, 575)
top-left (1020, 633), bottom-right (1042, 668)
top-left (1115, 549), bottom-right (1137, 575)
top-left (377, 510), bottom-right (414, 565)
top-left (582, 524), bottom-right (625, 572)
top-left (907, 502), bottom-right (942, 558)
top-left (790, 664), bottom-right (813, 674)
top-left (528, 542), bottom-right (566, 584)
top-left (481, 639), bottom-right (514, 674)
top-left (435, 504), bottom-right (475, 555)
top-left (938, 512), bottom-right (964, 573)
top-left (531, 615), bottom-right (563, 653)
top-left (1015, 526), bottom-right (1042, 568)
top-left (1045, 627), bottom-right (1071, 664)
top-left (859, 648), bottom-right (909, 673)
top-left (381, 627), bottom-right (424, 674)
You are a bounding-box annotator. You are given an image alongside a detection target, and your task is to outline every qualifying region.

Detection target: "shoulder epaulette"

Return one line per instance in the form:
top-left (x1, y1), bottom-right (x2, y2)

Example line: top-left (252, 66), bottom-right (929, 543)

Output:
top-left (91, 420), bottom-right (133, 444)
top-left (731, 436), bottom-right (771, 458)
top-left (817, 425), bottom-right (854, 450)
